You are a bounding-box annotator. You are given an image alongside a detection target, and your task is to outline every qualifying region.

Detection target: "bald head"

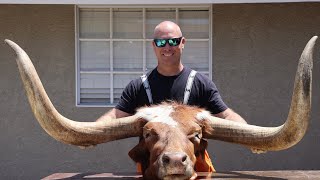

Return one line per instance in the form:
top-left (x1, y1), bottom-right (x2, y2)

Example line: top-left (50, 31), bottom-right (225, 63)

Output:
top-left (153, 21), bottom-right (183, 39)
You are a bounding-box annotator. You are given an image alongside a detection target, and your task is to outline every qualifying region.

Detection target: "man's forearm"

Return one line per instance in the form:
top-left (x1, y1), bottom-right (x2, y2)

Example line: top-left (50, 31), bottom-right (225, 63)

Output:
top-left (96, 108), bottom-right (131, 122)
top-left (224, 110), bottom-right (247, 124)
top-left (215, 108), bottom-right (247, 124)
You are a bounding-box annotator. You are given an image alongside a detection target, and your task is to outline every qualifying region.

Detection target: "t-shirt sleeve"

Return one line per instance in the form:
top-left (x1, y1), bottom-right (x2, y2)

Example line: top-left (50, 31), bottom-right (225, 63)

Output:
top-left (115, 79), bottom-right (140, 114)
top-left (198, 75), bottom-right (228, 114)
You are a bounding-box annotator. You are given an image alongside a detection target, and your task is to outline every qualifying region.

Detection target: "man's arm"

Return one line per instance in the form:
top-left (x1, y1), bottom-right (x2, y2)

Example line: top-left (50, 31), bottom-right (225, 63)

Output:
top-left (96, 108), bottom-right (131, 122)
top-left (215, 108), bottom-right (267, 153)
top-left (214, 108), bottom-right (247, 124)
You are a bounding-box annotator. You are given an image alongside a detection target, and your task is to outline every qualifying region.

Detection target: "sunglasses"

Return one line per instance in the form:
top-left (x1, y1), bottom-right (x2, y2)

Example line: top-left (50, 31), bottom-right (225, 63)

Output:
top-left (153, 37), bottom-right (183, 47)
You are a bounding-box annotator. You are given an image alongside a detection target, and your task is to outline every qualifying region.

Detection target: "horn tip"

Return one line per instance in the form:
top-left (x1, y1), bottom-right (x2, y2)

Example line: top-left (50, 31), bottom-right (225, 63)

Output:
top-left (4, 39), bottom-right (18, 50)
top-left (4, 39), bottom-right (13, 44)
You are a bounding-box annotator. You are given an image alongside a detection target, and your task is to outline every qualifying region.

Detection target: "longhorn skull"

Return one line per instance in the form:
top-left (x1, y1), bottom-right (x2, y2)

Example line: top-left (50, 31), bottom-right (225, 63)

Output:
top-left (4, 36), bottom-right (318, 180)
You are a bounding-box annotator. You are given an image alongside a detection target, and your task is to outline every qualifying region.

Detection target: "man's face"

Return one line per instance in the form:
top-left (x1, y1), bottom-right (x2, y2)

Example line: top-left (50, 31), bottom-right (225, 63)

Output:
top-left (152, 30), bottom-right (185, 67)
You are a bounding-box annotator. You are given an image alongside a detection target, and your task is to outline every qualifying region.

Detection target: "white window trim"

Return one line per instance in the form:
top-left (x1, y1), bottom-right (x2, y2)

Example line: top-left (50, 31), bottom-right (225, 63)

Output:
top-left (75, 4), bottom-right (213, 107)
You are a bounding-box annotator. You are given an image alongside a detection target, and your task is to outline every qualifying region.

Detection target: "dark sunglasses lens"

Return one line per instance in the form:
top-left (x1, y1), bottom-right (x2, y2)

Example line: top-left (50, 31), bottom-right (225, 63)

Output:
top-left (168, 38), bottom-right (181, 46)
top-left (154, 39), bottom-right (166, 47)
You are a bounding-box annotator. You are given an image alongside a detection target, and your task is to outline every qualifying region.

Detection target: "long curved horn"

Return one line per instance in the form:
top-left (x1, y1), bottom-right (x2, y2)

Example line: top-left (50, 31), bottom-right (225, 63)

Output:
top-left (5, 39), bottom-right (144, 147)
top-left (202, 36), bottom-right (318, 152)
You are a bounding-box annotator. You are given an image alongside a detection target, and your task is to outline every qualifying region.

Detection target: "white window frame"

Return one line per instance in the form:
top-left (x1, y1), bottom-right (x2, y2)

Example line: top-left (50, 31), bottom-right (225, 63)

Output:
top-left (75, 5), bottom-right (213, 107)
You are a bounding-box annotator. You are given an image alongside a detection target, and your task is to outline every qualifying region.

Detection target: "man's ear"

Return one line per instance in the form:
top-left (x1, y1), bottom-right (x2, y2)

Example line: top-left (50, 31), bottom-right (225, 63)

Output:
top-left (181, 37), bottom-right (186, 49)
top-left (151, 41), bottom-right (156, 48)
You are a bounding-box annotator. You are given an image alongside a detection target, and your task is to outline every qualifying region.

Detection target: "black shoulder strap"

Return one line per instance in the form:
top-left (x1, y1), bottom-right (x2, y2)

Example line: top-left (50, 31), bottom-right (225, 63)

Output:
top-left (141, 74), bottom-right (153, 104)
top-left (183, 70), bottom-right (197, 104)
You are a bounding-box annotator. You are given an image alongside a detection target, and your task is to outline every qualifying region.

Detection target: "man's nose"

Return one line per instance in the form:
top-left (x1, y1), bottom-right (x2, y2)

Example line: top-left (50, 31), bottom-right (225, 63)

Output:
top-left (163, 42), bottom-right (171, 49)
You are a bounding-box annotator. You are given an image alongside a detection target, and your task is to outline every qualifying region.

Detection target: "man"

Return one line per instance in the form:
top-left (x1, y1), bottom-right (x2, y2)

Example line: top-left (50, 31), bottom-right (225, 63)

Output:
top-left (97, 21), bottom-right (246, 172)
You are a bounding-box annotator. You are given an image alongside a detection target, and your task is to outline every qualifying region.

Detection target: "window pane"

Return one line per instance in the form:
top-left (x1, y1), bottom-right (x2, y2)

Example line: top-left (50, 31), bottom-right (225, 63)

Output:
top-left (80, 88), bottom-right (110, 105)
top-left (113, 8), bottom-right (142, 39)
top-left (202, 73), bottom-right (210, 78)
top-left (80, 41), bottom-right (110, 71)
top-left (182, 41), bottom-right (209, 71)
top-left (146, 8), bottom-right (176, 39)
top-left (179, 8), bottom-right (209, 39)
top-left (79, 9), bottom-right (110, 39)
top-left (146, 41), bottom-right (157, 70)
top-left (114, 41), bottom-right (143, 71)
top-left (113, 74), bottom-right (141, 103)
top-left (80, 74), bottom-right (110, 104)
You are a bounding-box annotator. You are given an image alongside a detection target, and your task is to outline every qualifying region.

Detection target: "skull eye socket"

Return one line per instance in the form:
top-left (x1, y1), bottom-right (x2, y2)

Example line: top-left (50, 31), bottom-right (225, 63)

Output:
top-left (144, 132), bottom-right (150, 139)
top-left (143, 128), bottom-right (157, 140)
top-left (188, 131), bottom-right (202, 143)
top-left (195, 133), bottom-right (202, 139)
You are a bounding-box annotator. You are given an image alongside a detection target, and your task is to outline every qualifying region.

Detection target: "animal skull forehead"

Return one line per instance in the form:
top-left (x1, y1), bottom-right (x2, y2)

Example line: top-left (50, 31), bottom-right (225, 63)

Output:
top-left (136, 104), bottom-right (211, 127)
top-left (136, 104), bottom-right (178, 126)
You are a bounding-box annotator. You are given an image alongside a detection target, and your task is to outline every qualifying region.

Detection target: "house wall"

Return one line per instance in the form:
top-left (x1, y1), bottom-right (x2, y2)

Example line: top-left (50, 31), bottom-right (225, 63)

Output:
top-left (0, 3), bottom-right (319, 179)
top-left (212, 2), bottom-right (320, 171)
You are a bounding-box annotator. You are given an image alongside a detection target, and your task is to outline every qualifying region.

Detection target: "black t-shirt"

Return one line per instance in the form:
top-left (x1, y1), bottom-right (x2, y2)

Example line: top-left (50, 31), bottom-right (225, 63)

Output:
top-left (115, 67), bottom-right (228, 115)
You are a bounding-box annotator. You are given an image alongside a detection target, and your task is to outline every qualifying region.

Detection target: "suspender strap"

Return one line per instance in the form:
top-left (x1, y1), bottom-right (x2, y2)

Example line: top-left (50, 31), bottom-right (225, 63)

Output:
top-left (141, 74), bottom-right (153, 104)
top-left (183, 70), bottom-right (197, 105)
top-left (142, 69), bottom-right (197, 105)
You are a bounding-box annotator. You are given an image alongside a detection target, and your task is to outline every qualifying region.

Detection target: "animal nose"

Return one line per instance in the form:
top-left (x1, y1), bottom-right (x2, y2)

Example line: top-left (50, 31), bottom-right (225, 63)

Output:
top-left (162, 152), bottom-right (188, 166)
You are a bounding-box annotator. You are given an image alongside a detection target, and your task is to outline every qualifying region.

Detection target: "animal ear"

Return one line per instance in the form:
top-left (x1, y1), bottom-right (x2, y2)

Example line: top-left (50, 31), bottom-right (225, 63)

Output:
top-left (195, 138), bottom-right (208, 157)
top-left (128, 140), bottom-right (150, 173)
top-left (128, 139), bottom-right (149, 163)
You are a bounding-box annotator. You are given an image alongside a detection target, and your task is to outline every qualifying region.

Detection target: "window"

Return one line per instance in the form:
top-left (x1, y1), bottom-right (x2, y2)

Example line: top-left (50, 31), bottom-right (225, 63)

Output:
top-left (75, 5), bottom-right (212, 107)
